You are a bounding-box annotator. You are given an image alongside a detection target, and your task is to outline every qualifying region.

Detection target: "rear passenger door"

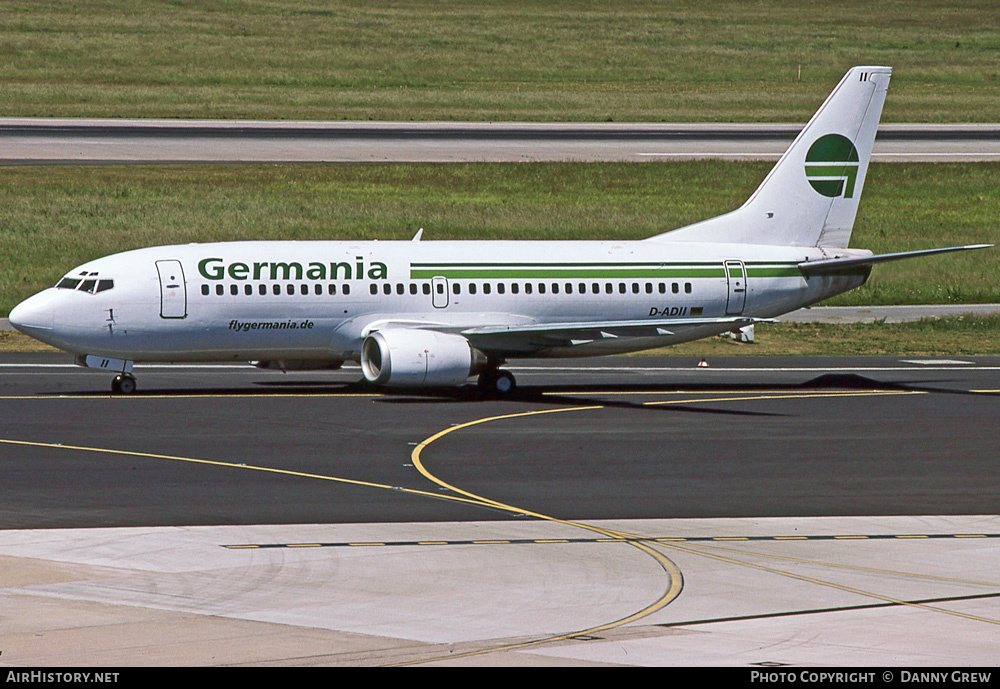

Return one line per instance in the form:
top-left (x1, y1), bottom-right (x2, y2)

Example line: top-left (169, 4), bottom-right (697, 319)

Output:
top-left (431, 276), bottom-right (449, 309)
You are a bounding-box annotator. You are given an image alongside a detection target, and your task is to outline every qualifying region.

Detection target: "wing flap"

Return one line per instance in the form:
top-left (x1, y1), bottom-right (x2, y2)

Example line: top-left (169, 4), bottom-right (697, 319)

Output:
top-left (461, 316), bottom-right (770, 346)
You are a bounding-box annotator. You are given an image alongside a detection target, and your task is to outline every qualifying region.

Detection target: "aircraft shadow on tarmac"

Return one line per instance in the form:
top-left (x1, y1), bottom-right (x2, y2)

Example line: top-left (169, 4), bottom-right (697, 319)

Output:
top-left (38, 372), bottom-right (997, 412)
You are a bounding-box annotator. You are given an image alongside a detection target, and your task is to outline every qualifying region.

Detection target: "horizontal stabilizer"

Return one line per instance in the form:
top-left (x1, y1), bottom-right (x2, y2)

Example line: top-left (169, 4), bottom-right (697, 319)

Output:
top-left (798, 244), bottom-right (992, 274)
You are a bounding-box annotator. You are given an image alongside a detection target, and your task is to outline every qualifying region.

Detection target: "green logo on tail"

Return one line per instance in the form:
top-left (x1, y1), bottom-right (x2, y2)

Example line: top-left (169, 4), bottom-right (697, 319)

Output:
top-left (805, 134), bottom-right (859, 198)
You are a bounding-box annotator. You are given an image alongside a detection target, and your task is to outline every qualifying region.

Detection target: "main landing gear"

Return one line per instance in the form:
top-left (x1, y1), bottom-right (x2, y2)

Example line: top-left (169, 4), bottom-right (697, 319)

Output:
top-left (111, 373), bottom-right (137, 395)
top-left (477, 368), bottom-right (516, 396)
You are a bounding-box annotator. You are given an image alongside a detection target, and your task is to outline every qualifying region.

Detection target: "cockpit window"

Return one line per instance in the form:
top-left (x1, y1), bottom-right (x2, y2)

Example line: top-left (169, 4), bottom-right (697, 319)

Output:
top-left (55, 277), bottom-right (114, 294)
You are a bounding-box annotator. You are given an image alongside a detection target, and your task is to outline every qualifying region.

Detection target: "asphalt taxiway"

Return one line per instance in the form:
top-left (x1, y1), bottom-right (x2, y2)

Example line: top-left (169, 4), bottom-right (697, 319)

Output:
top-left (1, 354), bottom-right (998, 665)
top-left (3, 354), bottom-right (1000, 526)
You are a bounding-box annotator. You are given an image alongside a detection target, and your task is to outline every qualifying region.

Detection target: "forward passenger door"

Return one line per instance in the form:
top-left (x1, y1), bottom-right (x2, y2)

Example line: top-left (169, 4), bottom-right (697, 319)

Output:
top-left (156, 260), bottom-right (187, 318)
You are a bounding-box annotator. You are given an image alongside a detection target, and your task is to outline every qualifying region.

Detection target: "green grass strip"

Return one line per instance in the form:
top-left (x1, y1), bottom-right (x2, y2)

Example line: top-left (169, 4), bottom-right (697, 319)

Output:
top-left (3, 1), bottom-right (999, 122)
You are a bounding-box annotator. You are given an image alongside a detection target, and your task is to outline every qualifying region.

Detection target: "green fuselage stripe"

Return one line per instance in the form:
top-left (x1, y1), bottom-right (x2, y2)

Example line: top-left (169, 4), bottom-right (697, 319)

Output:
top-left (408, 262), bottom-right (802, 280)
top-left (410, 268), bottom-right (725, 279)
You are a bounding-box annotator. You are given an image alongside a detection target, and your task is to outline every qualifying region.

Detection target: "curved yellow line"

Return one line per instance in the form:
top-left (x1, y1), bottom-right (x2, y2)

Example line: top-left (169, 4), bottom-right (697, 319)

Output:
top-left (686, 540), bottom-right (1000, 588)
top-left (0, 437), bottom-right (490, 510)
top-left (403, 404), bottom-right (686, 665)
top-left (660, 540), bottom-right (1000, 626)
top-left (7, 385), bottom-right (986, 667)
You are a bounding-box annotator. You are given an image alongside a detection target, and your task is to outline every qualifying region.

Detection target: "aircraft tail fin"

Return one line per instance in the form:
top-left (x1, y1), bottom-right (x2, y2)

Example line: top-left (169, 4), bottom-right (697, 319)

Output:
top-left (650, 66), bottom-right (891, 248)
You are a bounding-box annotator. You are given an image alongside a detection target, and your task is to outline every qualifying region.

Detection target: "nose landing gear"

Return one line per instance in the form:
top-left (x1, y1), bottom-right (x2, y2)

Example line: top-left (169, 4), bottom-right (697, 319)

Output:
top-left (72, 354), bottom-right (137, 395)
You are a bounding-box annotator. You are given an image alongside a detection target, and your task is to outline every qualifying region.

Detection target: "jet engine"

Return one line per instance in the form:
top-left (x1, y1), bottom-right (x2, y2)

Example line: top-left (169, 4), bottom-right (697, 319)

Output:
top-left (361, 329), bottom-right (486, 387)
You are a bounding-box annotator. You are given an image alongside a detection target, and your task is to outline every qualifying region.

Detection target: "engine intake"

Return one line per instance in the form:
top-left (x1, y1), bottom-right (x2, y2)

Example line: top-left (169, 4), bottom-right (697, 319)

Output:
top-left (361, 329), bottom-right (485, 387)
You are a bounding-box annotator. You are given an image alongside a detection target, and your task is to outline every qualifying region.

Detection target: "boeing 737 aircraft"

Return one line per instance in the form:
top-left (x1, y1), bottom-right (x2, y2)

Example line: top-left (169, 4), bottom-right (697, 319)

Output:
top-left (9, 66), bottom-right (990, 394)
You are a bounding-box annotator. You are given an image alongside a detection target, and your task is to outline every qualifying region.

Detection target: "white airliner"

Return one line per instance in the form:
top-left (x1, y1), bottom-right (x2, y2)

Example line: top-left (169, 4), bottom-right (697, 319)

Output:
top-left (9, 66), bottom-right (990, 394)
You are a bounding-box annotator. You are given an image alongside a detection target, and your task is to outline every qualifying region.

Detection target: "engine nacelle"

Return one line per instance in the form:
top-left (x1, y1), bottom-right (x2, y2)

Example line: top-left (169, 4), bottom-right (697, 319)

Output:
top-left (361, 329), bottom-right (485, 387)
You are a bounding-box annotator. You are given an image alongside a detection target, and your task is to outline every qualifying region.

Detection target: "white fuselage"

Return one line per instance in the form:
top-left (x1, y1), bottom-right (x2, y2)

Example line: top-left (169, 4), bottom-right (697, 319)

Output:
top-left (11, 239), bottom-right (868, 364)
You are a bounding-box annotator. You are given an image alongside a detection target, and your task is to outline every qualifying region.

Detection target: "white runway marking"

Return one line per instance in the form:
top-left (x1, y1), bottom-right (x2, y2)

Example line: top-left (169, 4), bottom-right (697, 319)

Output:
top-left (899, 359), bottom-right (974, 365)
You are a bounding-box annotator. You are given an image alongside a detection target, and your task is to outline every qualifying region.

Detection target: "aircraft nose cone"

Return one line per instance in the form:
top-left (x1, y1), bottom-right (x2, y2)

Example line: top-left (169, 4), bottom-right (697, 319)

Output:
top-left (8, 293), bottom-right (54, 334)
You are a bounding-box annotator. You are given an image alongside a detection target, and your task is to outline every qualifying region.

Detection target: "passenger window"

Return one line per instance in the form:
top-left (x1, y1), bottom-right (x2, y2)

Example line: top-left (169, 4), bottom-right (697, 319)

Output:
top-left (409, 284), bottom-right (417, 295)
top-left (422, 283), bottom-right (430, 295)
top-left (216, 284), bottom-right (224, 296)
top-left (685, 283), bottom-right (692, 293)
top-left (383, 284), bottom-right (391, 295)
top-left (396, 283), bottom-right (404, 295)
top-left (659, 283), bottom-right (666, 294)
top-left (201, 284), bottom-right (210, 296)
top-left (511, 283), bottom-right (519, 294)
top-left (672, 283), bottom-right (679, 294)
top-left (618, 283), bottom-right (626, 294)
top-left (371, 284), bottom-right (378, 295)
top-left (315, 284), bottom-right (322, 295)
top-left (469, 283), bottom-right (477, 295)
top-left (453, 283), bottom-right (461, 295)
top-left (329, 284), bottom-right (337, 295)
top-left (484, 283), bottom-right (492, 294)
top-left (273, 284), bottom-right (281, 295)
top-left (498, 283), bottom-right (506, 294)
top-left (259, 284), bottom-right (267, 296)
top-left (524, 283), bottom-right (532, 295)
top-left (343, 284), bottom-right (350, 295)
top-left (286, 284), bottom-right (295, 295)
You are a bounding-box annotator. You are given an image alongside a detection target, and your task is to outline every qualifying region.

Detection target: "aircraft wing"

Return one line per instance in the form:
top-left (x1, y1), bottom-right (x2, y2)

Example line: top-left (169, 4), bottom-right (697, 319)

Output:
top-left (798, 244), bottom-right (992, 274)
top-left (460, 316), bottom-right (770, 348)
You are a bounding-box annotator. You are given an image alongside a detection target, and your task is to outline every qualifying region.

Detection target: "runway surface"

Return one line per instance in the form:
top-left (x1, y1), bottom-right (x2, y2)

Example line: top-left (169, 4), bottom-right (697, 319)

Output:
top-left (2, 354), bottom-right (998, 665)
top-left (2, 120), bottom-right (999, 163)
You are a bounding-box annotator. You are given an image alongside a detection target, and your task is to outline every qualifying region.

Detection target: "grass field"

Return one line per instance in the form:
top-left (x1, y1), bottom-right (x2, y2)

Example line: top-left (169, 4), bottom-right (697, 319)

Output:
top-left (2, 1), bottom-right (999, 122)
top-left (1, 161), bottom-right (997, 316)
